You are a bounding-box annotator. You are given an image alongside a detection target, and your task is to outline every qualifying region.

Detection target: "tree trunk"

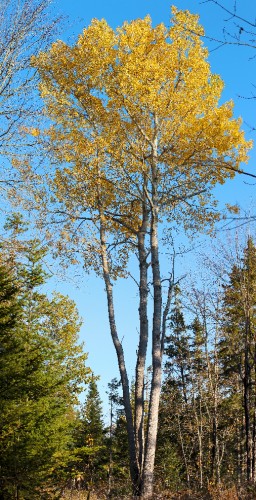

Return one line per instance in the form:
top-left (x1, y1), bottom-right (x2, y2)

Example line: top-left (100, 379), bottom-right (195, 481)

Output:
top-left (252, 342), bottom-right (256, 482)
top-left (141, 118), bottom-right (164, 498)
top-left (141, 193), bottom-right (162, 497)
top-left (244, 313), bottom-right (252, 481)
top-left (135, 200), bottom-right (149, 481)
top-left (99, 215), bottom-right (139, 490)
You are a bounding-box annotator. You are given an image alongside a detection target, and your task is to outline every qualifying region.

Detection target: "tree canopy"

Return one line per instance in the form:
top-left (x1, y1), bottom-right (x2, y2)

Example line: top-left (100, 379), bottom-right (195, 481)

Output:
top-left (32, 7), bottom-right (250, 240)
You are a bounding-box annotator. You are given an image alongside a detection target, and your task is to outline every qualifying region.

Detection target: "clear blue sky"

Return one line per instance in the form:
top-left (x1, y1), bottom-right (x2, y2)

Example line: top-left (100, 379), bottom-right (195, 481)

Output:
top-left (47, 0), bottom-right (255, 416)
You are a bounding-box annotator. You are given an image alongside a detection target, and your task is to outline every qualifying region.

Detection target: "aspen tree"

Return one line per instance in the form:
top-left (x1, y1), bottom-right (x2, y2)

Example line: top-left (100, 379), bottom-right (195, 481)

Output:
top-left (31, 7), bottom-right (251, 497)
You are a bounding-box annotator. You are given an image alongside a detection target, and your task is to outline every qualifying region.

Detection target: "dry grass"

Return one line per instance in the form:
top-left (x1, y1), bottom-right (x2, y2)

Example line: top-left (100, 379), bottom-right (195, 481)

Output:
top-left (59, 483), bottom-right (256, 500)
top-left (60, 492), bottom-right (100, 500)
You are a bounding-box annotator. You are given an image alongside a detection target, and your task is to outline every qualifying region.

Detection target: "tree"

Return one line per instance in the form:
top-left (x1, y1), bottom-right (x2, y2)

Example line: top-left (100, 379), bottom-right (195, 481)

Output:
top-left (220, 238), bottom-right (256, 482)
top-left (74, 375), bottom-right (106, 493)
top-left (203, 1), bottom-right (256, 52)
top-left (0, 0), bottom-right (59, 194)
top-left (0, 227), bottom-right (90, 498)
top-left (106, 378), bottom-right (131, 496)
top-left (161, 290), bottom-right (211, 491)
top-left (157, 291), bottom-right (191, 492)
top-left (156, 377), bottom-right (186, 493)
top-left (81, 376), bottom-right (105, 446)
top-left (169, 237), bottom-right (256, 489)
top-left (29, 7), bottom-right (251, 497)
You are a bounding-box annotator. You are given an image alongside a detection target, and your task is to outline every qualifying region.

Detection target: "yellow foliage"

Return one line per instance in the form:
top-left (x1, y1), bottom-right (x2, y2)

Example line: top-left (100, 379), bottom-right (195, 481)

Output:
top-left (30, 127), bottom-right (40, 137)
top-left (31, 7), bottom-right (252, 239)
top-left (226, 204), bottom-right (240, 215)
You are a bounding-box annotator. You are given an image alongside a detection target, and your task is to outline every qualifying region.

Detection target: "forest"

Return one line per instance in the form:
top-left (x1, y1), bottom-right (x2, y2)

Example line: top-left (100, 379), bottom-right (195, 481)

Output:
top-left (0, 0), bottom-right (256, 499)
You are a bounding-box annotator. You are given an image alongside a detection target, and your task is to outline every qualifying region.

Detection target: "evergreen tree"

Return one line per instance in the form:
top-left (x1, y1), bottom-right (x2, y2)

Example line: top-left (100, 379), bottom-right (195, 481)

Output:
top-left (82, 376), bottom-right (105, 446)
top-left (74, 376), bottom-right (106, 493)
top-left (155, 240), bottom-right (256, 494)
top-left (106, 378), bottom-right (130, 497)
top-left (220, 237), bottom-right (256, 482)
top-left (159, 289), bottom-right (194, 489)
top-left (0, 262), bottom-right (23, 499)
top-left (165, 288), bottom-right (191, 404)
top-left (0, 225), bottom-right (90, 498)
top-left (159, 292), bottom-right (217, 490)
top-left (155, 377), bottom-right (185, 492)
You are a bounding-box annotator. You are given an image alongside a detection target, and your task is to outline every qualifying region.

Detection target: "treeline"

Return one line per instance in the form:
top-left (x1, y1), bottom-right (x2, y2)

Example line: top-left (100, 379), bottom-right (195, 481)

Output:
top-left (93, 236), bottom-right (256, 499)
top-left (156, 237), bottom-right (256, 494)
top-left (2, 222), bottom-right (256, 499)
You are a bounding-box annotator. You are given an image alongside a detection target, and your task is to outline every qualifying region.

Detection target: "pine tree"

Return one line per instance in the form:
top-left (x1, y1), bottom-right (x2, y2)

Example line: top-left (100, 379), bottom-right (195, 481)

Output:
top-left (220, 238), bottom-right (256, 482)
top-left (82, 376), bottom-right (105, 446)
top-left (74, 376), bottom-right (106, 493)
top-left (106, 378), bottom-right (130, 497)
top-left (160, 294), bottom-right (216, 490)
top-left (165, 288), bottom-right (191, 404)
top-left (0, 262), bottom-right (23, 499)
top-left (0, 225), bottom-right (90, 498)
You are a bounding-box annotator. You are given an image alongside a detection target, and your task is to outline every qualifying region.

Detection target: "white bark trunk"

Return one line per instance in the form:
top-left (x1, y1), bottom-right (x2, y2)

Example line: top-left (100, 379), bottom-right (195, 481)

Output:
top-left (135, 200), bottom-right (149, 479)
top-left (142, 120), bottom-right (163, 498)
top-left (99, 215), bottom-right (139, 489)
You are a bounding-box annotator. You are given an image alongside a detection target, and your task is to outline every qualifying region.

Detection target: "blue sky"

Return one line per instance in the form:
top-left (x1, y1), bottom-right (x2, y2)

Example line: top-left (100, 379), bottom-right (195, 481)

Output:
top-left (47, 0), bottom-right (255, 416)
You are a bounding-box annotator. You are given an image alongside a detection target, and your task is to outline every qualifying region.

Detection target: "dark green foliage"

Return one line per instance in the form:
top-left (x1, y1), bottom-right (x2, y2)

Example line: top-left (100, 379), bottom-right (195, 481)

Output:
top-left (164, 288), bottom-right (191, 403)
top-left (0, 229), bottom-right (90, 499)
top-left (81, 376), bottom-right (105, 445)
top-left (105, 378), bottom-right (130, 497)
top-left (219, 238), bottom-right (256, 482)
top-left (155, 378), bottom-right (185, 491)
top-left (72, 375), bottom-right (107, 492)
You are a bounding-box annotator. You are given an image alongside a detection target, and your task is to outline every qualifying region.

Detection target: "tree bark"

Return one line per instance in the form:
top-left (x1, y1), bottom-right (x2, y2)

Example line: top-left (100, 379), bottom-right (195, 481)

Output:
top-left (99, 215), bottom-right (139, 490)
top-left (135, 199), bottom-right (149, 481)
top-left (142, 208), bottom-right (162, 499)
top-left (244, 317), bottom-right (252, 481)
top-left (142, 124), bottom-right (162, 497)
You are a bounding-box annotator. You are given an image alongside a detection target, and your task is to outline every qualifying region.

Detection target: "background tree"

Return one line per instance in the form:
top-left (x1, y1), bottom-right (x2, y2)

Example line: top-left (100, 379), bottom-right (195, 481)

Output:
top-left (220, 238), bottom-right (256, 482)
top-left (0, 222), bottom-right (90, 499)
top-left (159, 290), bottom-right (210, 491)
top-left (0, 0), bottom-right (60, 195)
top-left (154, 236), bottom-right (256, 495)
top-left (106, 378), bottom-right (130, 497)
top-left (74, 375), bottom-right (106, 494)
top-left (0, 262), bottom-right (23, 499)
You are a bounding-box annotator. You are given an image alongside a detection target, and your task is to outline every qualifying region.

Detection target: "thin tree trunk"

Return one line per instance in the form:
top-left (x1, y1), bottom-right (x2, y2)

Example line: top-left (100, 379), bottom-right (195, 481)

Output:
top-left (99, 215), bottom-right (139, 490)
top-left (191, 384), bottom-right (203, 488)
top-left (244, 313), bottom-right (252, 481)
top-left (142, 208), bottom-right (162, 498)
top-left (142, 123), bottom-right (162, 496)
top-left (135, 200), bottom-right (149, 481)
top-left (237, 414), bottom-right (242, 484)
top-left (108, 398), bottom-right (113, 496)
top-left (243, 254), bottom-right (253, 482)
top-left (198, 397), bottom-right (203, 488)
top-left (253, 342), bottom-right (256, 482)
top-left (212, 317), bottom-right (221, 484)
top-left (177, 413), bottom-right (190, 488)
